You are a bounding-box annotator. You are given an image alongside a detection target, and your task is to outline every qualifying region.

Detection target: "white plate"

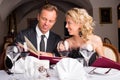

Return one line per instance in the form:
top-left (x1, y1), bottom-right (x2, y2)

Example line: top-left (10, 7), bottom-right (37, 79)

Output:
top-left (85, 67), bottom-right (120, 77)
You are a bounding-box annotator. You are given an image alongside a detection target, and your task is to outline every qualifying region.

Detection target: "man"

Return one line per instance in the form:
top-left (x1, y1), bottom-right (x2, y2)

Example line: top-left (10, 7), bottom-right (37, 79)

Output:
top-left (15, 4), bottom-right (62, 57)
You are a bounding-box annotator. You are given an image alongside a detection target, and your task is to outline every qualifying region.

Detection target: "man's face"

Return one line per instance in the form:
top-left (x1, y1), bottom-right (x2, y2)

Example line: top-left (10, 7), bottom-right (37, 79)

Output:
top-left (37, 9), bottom-right (57, 34)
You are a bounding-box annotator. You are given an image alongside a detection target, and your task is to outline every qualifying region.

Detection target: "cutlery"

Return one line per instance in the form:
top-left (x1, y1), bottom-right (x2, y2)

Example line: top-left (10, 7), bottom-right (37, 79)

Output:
top-left (88, 68), bottom-right (111, 75)
top-left (105, 68), bottom-right (111, 74)
top-left (88, 68), bottom-right (96, 74)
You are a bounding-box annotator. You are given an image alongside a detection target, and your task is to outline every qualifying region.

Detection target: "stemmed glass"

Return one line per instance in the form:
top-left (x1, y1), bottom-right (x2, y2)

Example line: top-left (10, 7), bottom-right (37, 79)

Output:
top-left (20, 42), bottom-right (31, 79)
top-left (79, 44), bottom-right (94, 66)
top-left (57, 40), bottom-right (70, 57)
top-left (6, 44), bottom-right (21, 80)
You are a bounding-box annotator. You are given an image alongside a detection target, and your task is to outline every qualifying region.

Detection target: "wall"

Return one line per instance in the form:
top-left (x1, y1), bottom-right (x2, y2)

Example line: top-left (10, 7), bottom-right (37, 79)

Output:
top-left (0, 18), bottom-right (8, 52)
top-left (90, 0), bottom-right (119, 49)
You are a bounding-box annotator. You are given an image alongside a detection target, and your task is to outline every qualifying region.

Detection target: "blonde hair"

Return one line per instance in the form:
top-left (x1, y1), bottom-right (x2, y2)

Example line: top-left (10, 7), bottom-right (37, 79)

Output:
top-left (65, 8), bottom-right (95, 41)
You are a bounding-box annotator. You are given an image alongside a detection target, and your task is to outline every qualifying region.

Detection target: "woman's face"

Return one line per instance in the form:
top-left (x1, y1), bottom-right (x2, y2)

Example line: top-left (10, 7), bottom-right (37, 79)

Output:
top-left (65, 16), bottom-right (81, 36)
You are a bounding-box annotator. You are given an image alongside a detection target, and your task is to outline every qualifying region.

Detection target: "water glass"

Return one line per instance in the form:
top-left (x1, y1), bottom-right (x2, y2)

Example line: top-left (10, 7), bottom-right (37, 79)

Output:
top-left (76, 58), bottom-right (86, 66)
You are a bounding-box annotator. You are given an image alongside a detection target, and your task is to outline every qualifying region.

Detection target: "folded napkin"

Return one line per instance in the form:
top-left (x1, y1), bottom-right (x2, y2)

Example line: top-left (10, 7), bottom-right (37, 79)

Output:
top-left (10, 56), bottom-right (49, 77)
top-left (54, 58), bottom-right (87, 80)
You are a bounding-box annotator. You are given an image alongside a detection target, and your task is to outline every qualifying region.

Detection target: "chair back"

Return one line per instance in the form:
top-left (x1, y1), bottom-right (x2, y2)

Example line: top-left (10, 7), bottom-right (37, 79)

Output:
top-left (0, 42), bottom-right (13, 70)
top-left (0, 51), bottom-right (6, 70)
top-left (103, 43), bottom-right (120, 62)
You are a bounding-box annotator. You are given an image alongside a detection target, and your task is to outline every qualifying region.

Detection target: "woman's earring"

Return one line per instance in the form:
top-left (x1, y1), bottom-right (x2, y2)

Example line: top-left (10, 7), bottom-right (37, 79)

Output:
top-left (79, 31), bottom-right (82, 37)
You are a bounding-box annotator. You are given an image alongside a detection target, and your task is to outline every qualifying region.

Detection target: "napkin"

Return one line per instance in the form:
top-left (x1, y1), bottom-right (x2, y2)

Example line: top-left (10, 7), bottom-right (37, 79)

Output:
top-left (10, 56), bottom-right (49, 77)
top-left (54, 58), bottom-right (87, 80)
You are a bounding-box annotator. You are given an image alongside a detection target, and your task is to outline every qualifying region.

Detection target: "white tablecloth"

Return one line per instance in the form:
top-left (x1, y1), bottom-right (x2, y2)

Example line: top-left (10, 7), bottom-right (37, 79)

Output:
top-left (0, 67), bottom-right (120, 80)
top-left (84, 67), bottom-right (120, 80)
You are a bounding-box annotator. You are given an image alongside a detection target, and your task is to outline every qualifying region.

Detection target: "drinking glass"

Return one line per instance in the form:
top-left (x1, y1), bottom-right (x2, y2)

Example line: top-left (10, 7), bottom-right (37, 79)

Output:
top-left (79, 49), bottom-right (94, 66)
top-left (6, 44), bottom-right (20, 80)
top-left (57, 40), bottom-right (70, 57)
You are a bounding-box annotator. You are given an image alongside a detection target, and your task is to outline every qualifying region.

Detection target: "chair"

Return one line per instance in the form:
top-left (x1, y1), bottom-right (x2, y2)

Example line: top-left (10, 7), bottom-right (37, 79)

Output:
top-left (0, 41), bottom-right (13, 70)
top-left (103, 43), bottom-right (120, 63)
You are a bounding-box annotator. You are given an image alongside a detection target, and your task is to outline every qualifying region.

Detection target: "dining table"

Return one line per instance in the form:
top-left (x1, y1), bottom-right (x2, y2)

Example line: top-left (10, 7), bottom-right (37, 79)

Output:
top-left (0, 66), bottom-right (120, 80)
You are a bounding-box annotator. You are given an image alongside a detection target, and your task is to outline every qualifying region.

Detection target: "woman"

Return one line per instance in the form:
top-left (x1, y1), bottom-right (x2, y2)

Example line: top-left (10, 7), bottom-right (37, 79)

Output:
top-left (57, 8), bottom-right (104, 65)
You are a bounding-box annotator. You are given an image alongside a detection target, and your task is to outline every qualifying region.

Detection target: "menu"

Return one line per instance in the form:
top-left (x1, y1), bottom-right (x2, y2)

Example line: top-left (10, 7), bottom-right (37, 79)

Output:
top-left (18, 36), bottom-right (62, 64)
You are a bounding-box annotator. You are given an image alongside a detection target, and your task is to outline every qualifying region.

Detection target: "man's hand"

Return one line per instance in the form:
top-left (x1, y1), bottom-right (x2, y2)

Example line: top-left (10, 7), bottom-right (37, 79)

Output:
top-left (38, 51), bottom-right (54, 57)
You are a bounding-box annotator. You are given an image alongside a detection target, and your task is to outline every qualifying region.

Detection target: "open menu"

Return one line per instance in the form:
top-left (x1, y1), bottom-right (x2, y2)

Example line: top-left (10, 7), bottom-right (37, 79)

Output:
top-left (18, 36), bottom-right (62, 64)
top-left (24, 36), bottom-right (38, 53)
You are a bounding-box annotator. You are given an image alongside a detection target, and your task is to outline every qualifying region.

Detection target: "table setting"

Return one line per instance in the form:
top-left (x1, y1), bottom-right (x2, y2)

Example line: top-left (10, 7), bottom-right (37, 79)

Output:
top-left (1, 41), bottom-right (120, 80)
top-left (0, 56), bottom-right (120, 80)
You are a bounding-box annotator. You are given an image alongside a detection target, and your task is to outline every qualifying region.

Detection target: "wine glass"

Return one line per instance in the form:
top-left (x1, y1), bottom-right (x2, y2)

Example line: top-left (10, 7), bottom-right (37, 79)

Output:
top-left (79, 44), bottom-right (94, 66)
top-left (6, 44), bottom-right (20, 80)
top-left (20, 42), bottom-right (29, 58)
top-left (57, 40), bottom-right (70, 57)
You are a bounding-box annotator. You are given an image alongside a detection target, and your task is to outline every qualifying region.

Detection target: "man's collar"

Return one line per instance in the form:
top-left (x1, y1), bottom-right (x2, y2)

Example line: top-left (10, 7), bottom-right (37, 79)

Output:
top-left (36, 25), bottom-right (49, 39)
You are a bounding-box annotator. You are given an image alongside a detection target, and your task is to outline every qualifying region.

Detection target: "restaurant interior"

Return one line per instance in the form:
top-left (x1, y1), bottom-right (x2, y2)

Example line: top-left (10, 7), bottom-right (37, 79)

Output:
top-left (0, 0), bottom-right (120, 80)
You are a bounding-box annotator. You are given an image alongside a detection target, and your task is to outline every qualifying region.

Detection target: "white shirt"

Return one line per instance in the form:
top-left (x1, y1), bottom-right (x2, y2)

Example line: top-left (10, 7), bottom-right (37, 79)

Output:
top-left (36, 25), bottom-right (49, 51)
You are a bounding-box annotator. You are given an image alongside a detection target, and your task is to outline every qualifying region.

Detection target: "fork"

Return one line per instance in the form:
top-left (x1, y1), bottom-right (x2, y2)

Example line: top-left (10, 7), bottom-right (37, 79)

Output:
top-left (105, 68), bottom-right (111, 74)
top-left (88, 68), bottom-right (111, 75)
top-left (88, 67), bottom-right (97, 74)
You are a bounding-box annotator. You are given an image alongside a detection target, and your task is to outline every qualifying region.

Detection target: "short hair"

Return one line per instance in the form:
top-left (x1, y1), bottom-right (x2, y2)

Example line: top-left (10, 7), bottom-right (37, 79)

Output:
top-left (38, 4), bottom-right (58, 17)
